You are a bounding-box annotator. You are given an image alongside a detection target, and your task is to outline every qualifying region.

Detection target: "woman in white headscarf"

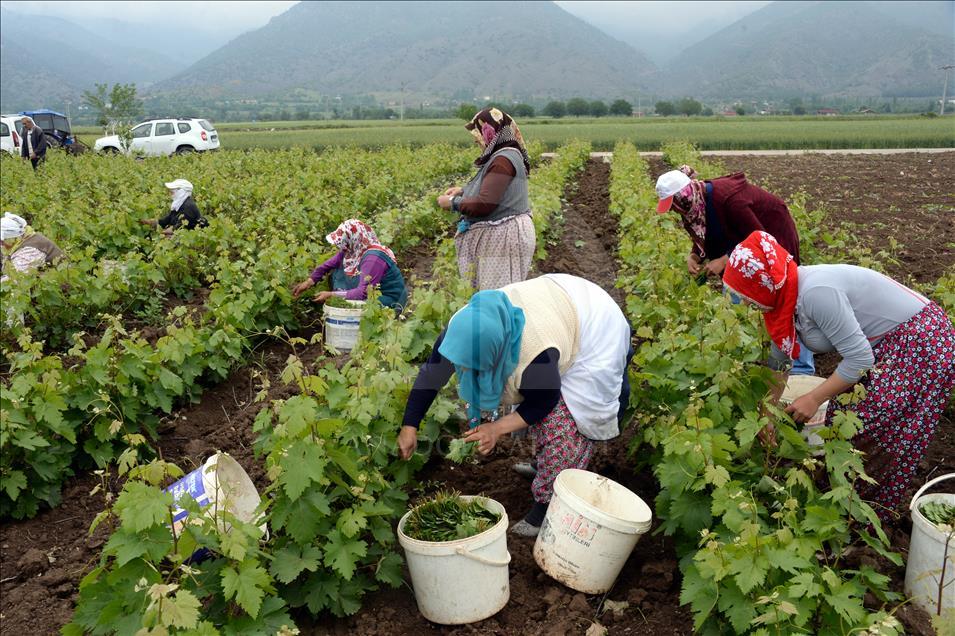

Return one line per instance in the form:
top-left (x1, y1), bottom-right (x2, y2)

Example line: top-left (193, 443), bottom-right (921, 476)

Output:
top-left (1, 212), bottom-right (65, 282)
top-left (140, 179), bottom-right (207, 235)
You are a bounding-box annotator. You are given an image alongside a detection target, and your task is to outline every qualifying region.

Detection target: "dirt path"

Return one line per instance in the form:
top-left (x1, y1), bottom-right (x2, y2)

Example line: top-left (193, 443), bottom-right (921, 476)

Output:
top-left (317, 159), bottom-right (693, 635)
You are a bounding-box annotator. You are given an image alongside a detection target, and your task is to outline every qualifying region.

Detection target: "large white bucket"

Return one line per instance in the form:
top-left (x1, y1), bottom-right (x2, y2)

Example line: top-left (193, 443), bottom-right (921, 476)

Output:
top-left (322, 300), bottom-right (364, 352)
top-left (534, 469), bottom-right (652, 594)
top-left (165, 453), bottom-right (266, 540)
top-left (781, 375), bottom-right (829, 451)
top-left (905, 473), bottom-right (955, 616)
top-left (397, 496), bottom-right (510, 625)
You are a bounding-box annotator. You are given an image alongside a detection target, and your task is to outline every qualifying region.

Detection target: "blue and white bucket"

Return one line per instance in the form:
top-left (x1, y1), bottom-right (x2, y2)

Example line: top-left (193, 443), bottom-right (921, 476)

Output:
top-left (166, 453), bottom-right (266, 542)
top-left (323, 300), bottom-right (365, 352)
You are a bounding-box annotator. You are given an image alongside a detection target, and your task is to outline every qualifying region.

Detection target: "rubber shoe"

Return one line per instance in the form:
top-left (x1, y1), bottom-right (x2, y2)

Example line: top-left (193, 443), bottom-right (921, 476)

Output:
top-left (509, 520), bottom-right (541, 537)
top-left (512, 462), bottom-right (537, 479)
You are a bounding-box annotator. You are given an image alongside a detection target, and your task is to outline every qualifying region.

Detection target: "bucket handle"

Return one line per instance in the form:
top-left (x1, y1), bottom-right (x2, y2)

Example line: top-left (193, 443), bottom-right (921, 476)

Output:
top-left (454, 547), bottom-right (512, 567)
top-left (910, 473), bottom-right (955, 511)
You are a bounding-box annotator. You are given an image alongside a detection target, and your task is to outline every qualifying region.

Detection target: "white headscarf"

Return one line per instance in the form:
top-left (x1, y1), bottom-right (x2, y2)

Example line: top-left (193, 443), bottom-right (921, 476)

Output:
top-left (164, 179), bottom-right (194, 212)
top-left (1, 213), bottom-right (28, 241)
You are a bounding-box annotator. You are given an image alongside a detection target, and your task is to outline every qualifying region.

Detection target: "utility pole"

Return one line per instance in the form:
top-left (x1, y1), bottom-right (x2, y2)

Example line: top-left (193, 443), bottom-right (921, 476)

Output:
top-left (940, 65), bottom-right (954, 116)
top-left (400, 81), bottom-right (408, 121)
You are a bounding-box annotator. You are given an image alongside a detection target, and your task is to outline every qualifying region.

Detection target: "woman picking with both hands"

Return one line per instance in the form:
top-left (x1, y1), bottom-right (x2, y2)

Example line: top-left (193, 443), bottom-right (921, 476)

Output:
top-left (397, 273), bottom-right (633, 537)
top-left (437, 108), bottom-right (536, 291)
top-left (140, 179), bottom-right (208, 236)
top-left (723, 231), bottom-right (955, 520)
top-left (292, 219), bottom-right (407, 311)
top-left (1, 212), bottom-right (65, 283)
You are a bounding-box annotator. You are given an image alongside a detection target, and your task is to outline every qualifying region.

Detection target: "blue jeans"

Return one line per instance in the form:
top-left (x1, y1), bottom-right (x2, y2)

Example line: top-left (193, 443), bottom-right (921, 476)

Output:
top-left (791, 337), bottom-right (815, 375)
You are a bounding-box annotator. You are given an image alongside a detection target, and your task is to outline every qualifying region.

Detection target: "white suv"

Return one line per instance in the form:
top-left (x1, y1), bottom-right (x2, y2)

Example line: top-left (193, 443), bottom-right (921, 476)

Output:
top-left (94, 118), bottom-right (220, 156)
top-left (1, 115), bottom-right (22, 155)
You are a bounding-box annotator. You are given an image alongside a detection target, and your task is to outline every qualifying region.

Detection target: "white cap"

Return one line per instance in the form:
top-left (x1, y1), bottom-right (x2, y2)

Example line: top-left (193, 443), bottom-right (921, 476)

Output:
top-left (655, 170), bottom-right (691, 212)
top-left (163, 179), bottom-right (193, 191)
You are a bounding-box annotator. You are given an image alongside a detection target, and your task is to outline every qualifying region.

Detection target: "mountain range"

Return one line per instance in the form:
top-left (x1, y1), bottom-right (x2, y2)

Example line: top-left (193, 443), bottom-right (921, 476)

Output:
top-left (1, 1), bottom-right (952, 114)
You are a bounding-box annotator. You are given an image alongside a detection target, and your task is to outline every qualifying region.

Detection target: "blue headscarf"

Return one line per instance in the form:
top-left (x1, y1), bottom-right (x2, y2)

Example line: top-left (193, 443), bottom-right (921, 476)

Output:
top-left (438, 291), bottom-right (525, 426)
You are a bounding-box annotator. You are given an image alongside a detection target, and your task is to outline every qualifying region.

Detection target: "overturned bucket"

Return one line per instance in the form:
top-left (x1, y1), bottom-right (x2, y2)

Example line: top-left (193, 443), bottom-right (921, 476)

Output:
top-left (166, 453), bottom-right (266, 539)
top-left (534, 469), bottom-right (652, 594)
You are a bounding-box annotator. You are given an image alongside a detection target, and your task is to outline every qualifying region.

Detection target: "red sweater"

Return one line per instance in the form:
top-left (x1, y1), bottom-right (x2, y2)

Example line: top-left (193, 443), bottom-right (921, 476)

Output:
top-left (707, 173), bottom-right (801, 264)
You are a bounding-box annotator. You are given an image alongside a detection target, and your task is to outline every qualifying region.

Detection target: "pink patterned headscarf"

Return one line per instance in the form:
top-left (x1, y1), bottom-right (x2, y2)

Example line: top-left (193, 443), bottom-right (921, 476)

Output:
top-left (326, 220), bottom-right (396, 277)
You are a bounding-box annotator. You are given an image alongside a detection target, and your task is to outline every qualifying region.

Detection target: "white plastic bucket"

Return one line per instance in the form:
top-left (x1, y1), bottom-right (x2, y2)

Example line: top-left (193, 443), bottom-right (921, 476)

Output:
top-left (534, 469), bottom-right (652, 594)
top-left (323, 300), bottom-right (364, 352)
top-left (397, 496), bottom-right (510, 625)
top-left (166, 453), bottom-right (266, 540)
top-left (905, 473), bottom-right (955, 615)
top-left (781, 375), bottom-right (829, 451)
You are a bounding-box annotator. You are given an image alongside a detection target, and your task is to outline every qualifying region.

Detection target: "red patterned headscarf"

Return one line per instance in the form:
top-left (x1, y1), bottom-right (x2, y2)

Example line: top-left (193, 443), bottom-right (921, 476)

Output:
top-left (326, 219), bottom-right (396, 277)
top-left (723, 231), bottom-right (801, 358)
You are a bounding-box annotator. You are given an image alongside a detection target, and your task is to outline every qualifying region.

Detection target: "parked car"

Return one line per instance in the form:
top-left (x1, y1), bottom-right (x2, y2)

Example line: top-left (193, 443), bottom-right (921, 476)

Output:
top-left (1, 115), bottom-right (21, 155)
top-left (94, 118), bottom-right (220, 156)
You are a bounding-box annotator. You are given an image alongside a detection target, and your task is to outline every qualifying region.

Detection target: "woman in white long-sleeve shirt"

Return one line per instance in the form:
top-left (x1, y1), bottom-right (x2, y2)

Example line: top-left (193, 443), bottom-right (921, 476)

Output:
top-left (723, 231), bottom-right (954, 520)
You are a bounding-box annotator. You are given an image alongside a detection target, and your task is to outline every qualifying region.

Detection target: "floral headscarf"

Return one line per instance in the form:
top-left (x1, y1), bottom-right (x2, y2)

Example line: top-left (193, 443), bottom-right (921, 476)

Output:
top-left (671, 164), bottom-right (708, 258)
top-left (723, 231), bottom-right (801, 358)
top-left (465, 107), bottom-right (531, 174)
top-left (326, 219), bottom-right (396, 277)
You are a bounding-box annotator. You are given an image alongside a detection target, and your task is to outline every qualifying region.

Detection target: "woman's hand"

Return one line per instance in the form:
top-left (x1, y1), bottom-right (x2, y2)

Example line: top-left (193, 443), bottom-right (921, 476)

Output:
top-left (398, 426), bottom-right (418, 460)
top-left (463, 422), bottom-right (502, 456)
top-left (291, 278), bottom-right (315, 298)
top-left (139, 219), bottom-right (157, 227)
top-left (687, 251), bottom-right (702, 275)
top-left (705, 255), bottom-right (729, 276)
top-left (312, 290), bottom-right (335, 303)
top-left (785, 393), bottom-right (823, 424)
top-left (444, 186), bottom-right (463, 197)
top-left (437, 194), bottom-right (454, 210)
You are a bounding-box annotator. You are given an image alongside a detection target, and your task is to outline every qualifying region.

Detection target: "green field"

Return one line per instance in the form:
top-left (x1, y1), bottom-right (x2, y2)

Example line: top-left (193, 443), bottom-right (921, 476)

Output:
top-left (74, 114), bottom-right (955, 151)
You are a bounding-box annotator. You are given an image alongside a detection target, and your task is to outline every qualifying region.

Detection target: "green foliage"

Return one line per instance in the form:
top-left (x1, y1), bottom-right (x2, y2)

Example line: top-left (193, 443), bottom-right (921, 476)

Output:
top-left (655, 101), bottom-right (676, 116)
top-left (919, 501), bottom-right (955, 528)
top-left (542, 101), bottom-right (566, 118)
top-left (610, 141), bottom-right (904, 634)
top-left (66, 456), bottom-right (291, 635)
top-left (609, 99), bottom-right (633, 116)
top-left (566, 97), bottom-right (591, 117)
top-left (446, 437), bottom-right (477, 464)
top-left (454, 103), bottom-right (478, 121)
top-left (404, 491), bottom-right (500, 542)
top-left (589, 100), bottom-right (608, 117)
top-left (511, 103), bottom-right (535, 118)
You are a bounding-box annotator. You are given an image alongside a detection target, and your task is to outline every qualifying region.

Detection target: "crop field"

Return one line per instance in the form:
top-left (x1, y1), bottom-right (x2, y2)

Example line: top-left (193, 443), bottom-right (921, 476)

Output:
top-left (73, 114), bottom-right (955, 152)
top-left (0, 143), bottom-right (953, 635)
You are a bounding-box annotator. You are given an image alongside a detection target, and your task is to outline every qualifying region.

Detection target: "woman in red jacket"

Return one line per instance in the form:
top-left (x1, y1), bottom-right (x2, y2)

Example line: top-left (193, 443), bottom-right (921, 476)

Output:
top-left (655, 165), bottom-right (801, 278)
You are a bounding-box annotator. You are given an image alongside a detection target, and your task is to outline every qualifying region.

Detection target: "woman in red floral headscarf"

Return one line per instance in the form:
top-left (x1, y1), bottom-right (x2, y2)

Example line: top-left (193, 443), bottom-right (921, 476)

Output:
top-left (723, 231), bottom-right (955, 520)
top-left (291, 219), bottom-right (407, 310)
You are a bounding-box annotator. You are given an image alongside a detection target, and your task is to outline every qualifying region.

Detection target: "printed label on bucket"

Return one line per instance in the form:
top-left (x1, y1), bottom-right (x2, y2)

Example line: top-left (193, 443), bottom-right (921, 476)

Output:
top-left (166, 466), bottom-right (212, 530)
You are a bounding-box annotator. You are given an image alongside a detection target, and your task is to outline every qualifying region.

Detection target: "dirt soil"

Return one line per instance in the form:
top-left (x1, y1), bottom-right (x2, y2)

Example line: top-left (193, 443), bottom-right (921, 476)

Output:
top-left (2, 157), bottom-right (950, 635)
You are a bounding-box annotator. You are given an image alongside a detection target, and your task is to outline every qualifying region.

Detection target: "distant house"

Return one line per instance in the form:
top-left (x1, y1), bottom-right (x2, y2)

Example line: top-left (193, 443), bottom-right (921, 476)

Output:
top-left (816, 108), bottom-right (840, 116)
top-left (858, 107), bottom-right (875, 114)
top-left (721, 110), bottom-right (738, 117)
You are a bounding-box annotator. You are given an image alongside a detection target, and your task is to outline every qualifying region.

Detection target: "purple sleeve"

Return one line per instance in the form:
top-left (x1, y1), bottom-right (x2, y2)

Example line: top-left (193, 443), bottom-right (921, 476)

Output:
top-left (310, 250), bottom-right (344, 283)
top-left (343, 253), bottom-right (390, 301)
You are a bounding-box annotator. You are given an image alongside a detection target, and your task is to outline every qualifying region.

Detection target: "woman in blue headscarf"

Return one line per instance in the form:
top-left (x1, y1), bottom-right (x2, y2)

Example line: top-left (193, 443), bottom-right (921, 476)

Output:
top-left (398, 274), bottom-right (634, 537)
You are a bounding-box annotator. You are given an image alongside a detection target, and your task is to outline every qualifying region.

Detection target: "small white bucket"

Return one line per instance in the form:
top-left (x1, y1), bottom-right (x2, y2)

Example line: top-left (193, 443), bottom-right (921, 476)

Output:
top-left (781, 375), bottom-right (829, 451)
top-left (397, 496), bottom-right (510, 625)
top-left (166, 453), bottom-right (266, 540)
top-left (905, 473), bottom-right (955, 616)
top-left (534, 469), bottom-right (652, 594)
top-left (323, 300), bottom-right (365, 352)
